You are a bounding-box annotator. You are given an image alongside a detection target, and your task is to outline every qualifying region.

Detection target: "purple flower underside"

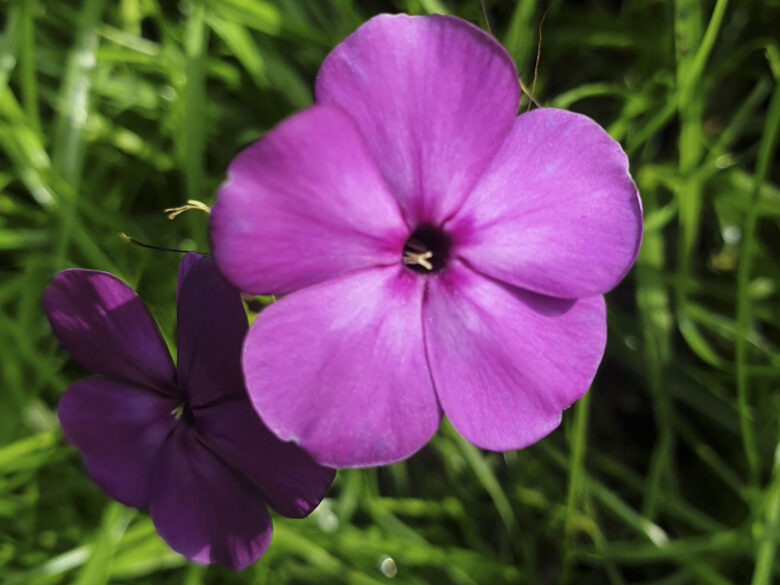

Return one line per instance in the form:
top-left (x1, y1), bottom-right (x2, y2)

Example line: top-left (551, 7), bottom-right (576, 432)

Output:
top-left (43, 254), bottom-right (335, 570)
top-left (210, 14), bottom-right (643, 468)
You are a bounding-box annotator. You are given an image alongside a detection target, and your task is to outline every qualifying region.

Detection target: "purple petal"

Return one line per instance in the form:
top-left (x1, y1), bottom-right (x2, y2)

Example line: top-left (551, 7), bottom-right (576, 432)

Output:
top-left (242, 267), bottom-right (441, 467)
top-left (58, 378), bottom-right (177, 507)
top-left (195, 400), bottom-right (335, 518)
top-left (450, 108), bottom-right (642, 298)
top-left (176, 253), bottom-right (248, 407)
top-left (210, 105), bottom-right (408, 295)
top-left (424, 262), bottom-right (606, 450)
top-left (316, 13), bottom-right (519, 226)
top-left (150, 428), bottom-right (272, 571)
top-left (43, 270), bottom-right (176, 393)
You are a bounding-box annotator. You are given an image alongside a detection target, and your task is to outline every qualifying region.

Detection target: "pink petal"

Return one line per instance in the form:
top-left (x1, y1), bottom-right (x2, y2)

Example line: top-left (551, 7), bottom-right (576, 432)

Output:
top-left (424, 262), bottom-right (606, 451)
top-left (316, 13), bottom-right (519, 226)
top-left (176, 253), bottom-right (248, 407)
top-left (210, 105), bottom-right (408, 295)
top-left (195, 400), bottom-right (335, 518)
top-left (43, 270), bottom-right (177, 393)
top-left (58, 378), bottom-right (176, 507)
top-left (150, 428), bottom-right (272, 571)
top-left (450, 108), bottom-right (642, 298)
top-left (242, 267), bottom-right (441, 467)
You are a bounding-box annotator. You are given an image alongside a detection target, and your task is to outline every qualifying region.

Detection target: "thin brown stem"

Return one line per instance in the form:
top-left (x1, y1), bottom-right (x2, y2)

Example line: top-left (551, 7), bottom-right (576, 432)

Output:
top-left (528, 0), bottom-right (554, 112)
top-left (120, 233), bottom-right (201, 255)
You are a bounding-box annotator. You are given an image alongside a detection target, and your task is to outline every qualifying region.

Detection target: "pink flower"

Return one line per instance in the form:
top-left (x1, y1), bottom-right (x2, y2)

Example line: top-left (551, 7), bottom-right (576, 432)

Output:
top-left (210, 14), bottom-right (642, 467)
top-left (43, 253), bottom-right (335, 569)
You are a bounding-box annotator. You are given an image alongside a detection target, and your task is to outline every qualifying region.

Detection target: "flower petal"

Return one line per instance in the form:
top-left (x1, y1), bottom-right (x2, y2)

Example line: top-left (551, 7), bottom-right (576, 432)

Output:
top-left (176, 253), bottom-right (248, 407)
top-left (243, 267), bottom-right (441, 467)
top-left (424, 263), bottom-right (606, 451)
top-left (210, 105), bottom-right (408, 295)
top-left (43, 270), bottom-right (176, 392)
top-left (316, 13), bottom-right (519, 226)
top-left (195, 400), bottom-right (335, 518)
top-left (58, 378), bottom-right (176, 507)
top-left (451, 108), bottom-right (642, 298)
top-left (151, 428), bottom-right (272, 571)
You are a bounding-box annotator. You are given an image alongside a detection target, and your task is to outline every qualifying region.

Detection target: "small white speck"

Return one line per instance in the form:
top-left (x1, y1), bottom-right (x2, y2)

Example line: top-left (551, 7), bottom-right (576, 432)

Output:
top-left (379, 556), bottom-right (397, 578)
top-left (160, 86), bottom-right (176, 102)
top-left (642, 521), bottom-right (669, 546)
top-left (311, 498), bottom-right (338, 533)
top-left (714, 154), bottom-right (733, 169)
top-left (70, 108), bottom-right (87, 128)
top-left (722, 225), bottom-right (741, 245)
top-left (78, 52), bottom-right (96, 69)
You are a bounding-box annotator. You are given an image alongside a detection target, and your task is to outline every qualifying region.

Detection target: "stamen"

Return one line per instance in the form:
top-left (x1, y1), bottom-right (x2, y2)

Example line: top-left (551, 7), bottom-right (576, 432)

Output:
top-left (402, 250), bottom-right (434, 271)
top-left (164, 200), bottom-right (211, 220)
top-left (171, 403), bottom-right (186, 420)
top-left (404, 237), bottom-right (428, 253)
top-left (401, 225), bottom-right (451, 274)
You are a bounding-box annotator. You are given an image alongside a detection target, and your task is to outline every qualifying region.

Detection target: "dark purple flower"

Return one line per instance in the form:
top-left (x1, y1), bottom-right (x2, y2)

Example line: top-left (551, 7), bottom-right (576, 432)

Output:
top-left (43, 253), bottom-right (335, 570)
top-left (210, 14), bottom-right (643, 467)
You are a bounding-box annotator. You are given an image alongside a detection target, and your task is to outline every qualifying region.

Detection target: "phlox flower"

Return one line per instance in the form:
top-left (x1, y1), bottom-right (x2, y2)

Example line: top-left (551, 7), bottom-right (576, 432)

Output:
top-left (43, 253), bottom-right (335, 570)
top-left (210, 14), bottom-right (642, 467)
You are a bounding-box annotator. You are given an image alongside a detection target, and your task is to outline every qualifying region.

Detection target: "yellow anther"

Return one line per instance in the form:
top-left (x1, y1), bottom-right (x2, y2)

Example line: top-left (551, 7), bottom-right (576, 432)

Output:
top-left (164, 200), bottom-right (211, 220)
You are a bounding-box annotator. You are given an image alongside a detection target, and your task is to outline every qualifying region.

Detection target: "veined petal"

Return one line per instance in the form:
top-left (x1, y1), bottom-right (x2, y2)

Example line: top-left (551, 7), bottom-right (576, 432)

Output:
top-left (196, 400), bottom-right (335, 518)
top-left (451, 108), bottom-right (642, 298)
top-left (176, 253), bottom-right (248, 408)
top-left (242, 267), bottom-right (441, 468)
top-left (58, 378), bottom-right (177, 507)
top-left (210, 105), bottom-right (408, 295)
top-left (424, 262), bottom-right (606, 451)
top-left (316, 13), bottom-right (519, 226)
top-left (151, 428), bottom-right (272, 571)
top-left (43, 270), bottom-right (176, 392)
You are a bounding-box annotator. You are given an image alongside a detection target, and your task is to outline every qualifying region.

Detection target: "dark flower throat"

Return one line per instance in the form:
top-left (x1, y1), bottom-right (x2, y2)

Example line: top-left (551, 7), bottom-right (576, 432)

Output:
top-left (402, 224), bottom-right (451, 274)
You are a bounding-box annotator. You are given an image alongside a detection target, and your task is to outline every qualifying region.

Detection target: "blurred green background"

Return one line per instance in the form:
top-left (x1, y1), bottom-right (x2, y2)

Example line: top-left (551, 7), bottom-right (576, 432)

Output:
top-left (1, 0), bottom-right (779, 583)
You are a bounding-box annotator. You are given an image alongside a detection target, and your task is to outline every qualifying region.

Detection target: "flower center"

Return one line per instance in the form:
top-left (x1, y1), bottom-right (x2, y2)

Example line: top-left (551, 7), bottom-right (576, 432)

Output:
top-left (402, 224), bottom-right (451, 274)
top-left (171, 401), bottom-right (195, 426)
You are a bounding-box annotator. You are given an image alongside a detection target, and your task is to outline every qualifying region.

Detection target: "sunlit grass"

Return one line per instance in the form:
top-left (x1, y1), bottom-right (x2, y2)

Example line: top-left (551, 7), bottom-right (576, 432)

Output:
top-left (1, 0), bottom-right (778, 583)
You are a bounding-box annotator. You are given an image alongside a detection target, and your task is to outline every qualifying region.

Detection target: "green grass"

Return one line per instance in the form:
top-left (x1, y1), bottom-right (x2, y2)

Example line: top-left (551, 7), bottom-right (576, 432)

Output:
top-left (1, 0), bottom-right (779, 583)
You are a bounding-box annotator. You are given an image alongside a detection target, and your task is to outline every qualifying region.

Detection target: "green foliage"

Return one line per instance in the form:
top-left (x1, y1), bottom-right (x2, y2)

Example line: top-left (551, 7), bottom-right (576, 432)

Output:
top-left (0, 0), bottom-right (778, 583)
